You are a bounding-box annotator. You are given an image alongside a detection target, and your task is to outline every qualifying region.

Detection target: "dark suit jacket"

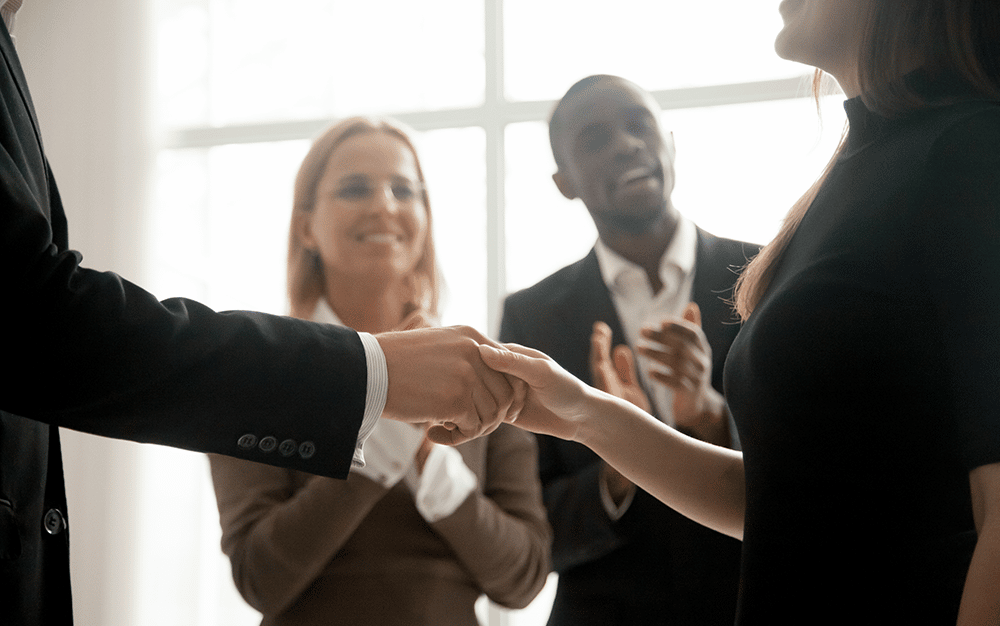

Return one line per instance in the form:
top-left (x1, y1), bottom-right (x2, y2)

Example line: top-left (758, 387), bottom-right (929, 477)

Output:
top-left (500, 229), bottom-right (758, 626)
top-left (0, 25), bottom-right (366, 626)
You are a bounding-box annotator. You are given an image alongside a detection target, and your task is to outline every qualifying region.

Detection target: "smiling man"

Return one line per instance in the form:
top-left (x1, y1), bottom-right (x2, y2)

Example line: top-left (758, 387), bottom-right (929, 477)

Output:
top-left (499, 74), bottom-right (757, 626)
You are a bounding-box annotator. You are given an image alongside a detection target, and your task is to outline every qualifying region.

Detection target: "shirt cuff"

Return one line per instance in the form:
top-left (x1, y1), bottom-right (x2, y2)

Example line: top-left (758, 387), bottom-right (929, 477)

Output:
top-left (405, 445), bottom-right (477, 523)
top-left (353, 331), bottom-right (389, 468)
top-left (351, 418), bottom-right (424, 487)
top-left (599, 466), bottom-right (636, 521)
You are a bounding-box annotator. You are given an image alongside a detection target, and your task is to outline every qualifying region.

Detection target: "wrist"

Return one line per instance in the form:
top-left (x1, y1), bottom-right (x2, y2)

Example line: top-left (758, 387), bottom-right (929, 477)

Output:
top-left (691, 390), bottom-right (729, 445)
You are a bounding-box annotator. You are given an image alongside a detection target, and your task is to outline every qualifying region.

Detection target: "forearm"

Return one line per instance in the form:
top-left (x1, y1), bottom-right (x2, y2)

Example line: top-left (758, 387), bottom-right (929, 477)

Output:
top-left (212, 463), bottom-right (386, 614)
top-left (957, 523), bottom-right (1000, 626)
top-left (576, 390), bottom-right (746, 539)
top-left (432, 491), bottom-right (551, 608)
top-left (958, 462), bottom-right (1000, 625)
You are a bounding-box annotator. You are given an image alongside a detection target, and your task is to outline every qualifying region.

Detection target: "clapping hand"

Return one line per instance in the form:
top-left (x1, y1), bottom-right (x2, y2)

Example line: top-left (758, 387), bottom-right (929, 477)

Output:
top-left (637, 303), bottom-right (728, 445)
top-left (589, 321), bottom-right (651, 413)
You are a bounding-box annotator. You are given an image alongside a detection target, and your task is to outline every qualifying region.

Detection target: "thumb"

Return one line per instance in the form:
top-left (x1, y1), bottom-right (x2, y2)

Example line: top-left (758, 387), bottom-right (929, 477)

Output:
top-left (682, 301), bottom-right (702, 327)
top-left (612, 344), bottom-right (639, 387)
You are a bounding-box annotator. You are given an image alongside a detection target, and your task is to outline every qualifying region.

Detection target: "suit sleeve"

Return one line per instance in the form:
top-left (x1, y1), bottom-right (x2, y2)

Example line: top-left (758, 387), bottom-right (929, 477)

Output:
top-left (1, 88), bottom-right (365, 480)
top-left (428, 424), bottom-right (552, 609)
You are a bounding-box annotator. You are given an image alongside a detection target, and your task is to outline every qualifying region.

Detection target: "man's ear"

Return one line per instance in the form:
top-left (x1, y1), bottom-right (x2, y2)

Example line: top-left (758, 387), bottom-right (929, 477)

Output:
top-left (552, 171), bottom-right (577, 200)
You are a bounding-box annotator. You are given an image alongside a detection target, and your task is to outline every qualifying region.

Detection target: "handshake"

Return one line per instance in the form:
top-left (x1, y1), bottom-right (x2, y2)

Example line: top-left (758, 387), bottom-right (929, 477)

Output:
top-left (378, 320), bottom-right (587, 445)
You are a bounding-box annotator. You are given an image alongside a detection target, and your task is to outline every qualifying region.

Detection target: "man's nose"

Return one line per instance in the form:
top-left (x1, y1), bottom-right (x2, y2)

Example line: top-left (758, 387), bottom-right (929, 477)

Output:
top-left (611, 130), bottom-right (644, 158)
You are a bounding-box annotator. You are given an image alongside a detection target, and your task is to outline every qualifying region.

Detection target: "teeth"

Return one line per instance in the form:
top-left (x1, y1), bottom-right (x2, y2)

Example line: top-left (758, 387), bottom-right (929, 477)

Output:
top-left (619, 167), bottom-right (654, 186)
top-left (361, 233), bottom-right (399, 243)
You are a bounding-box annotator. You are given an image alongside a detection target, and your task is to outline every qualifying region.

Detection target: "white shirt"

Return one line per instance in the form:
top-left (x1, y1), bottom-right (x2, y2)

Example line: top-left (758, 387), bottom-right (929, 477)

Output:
top-left (594, 215), bottom-right (698, 428)
top-left (313, 299), bottom-right (476, 522)
top-left (1, 0), bottom-right (22, 33)
top-left (593, 216), bottom-right (697, 519)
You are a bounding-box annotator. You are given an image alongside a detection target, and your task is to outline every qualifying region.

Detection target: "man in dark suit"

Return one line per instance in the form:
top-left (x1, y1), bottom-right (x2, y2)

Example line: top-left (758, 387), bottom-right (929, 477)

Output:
top-left (500, 75), bottom-right (757, 625)
top-left (0, 7), bottom-right (516, 625)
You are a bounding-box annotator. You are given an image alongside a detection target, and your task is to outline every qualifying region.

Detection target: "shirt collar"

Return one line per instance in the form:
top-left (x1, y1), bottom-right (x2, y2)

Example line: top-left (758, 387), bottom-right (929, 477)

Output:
top-left (594, 214), bottom-right (697, 294)
top-left (1, 0), bottom-right (22, 34)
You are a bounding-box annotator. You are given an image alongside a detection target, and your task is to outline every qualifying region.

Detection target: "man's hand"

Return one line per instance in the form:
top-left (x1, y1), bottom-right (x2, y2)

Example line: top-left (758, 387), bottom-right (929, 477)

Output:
top-left (377, 326), bottom-right (519, 445)
top-left (590, 321), bottom-right (647, 504)
top-left (637, 303), bottom-right (728, 445)
top-left (590, 321), bottom-right (652, 413)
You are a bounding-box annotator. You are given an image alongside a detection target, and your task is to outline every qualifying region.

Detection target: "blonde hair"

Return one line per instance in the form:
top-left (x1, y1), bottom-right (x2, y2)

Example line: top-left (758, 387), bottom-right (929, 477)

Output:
top-left (734, 0), bottom-right (1000, 319)
top-left (286, 117), bottom-right (439, 319)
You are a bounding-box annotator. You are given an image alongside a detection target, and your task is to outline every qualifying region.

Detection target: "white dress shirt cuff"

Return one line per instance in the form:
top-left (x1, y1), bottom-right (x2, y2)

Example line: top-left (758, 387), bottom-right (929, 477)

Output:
top-left (351, 418), bottom-right (424, 487)
top-left (353, 331), bottom-right (389, 468)
top-left (405, 445), bottom-right (477, 523)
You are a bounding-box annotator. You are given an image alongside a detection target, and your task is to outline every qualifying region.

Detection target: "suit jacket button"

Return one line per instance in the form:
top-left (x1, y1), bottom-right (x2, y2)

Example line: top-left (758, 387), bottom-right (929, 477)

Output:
top-left (44, 509), bottom-right (66, 535)
top-left (298, 441), bottom-right (316, 459)
top-left (279, 439), bottom-right (297, 457)
top-left (237, 434), bottom-right (257, 449)
top-left (259, 436), bottom-right (277, 453)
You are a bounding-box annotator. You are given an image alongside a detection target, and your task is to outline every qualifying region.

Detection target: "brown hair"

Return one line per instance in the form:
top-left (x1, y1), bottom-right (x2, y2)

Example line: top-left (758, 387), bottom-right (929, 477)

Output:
top-left (287, 116), bottom-right (439, 319)
top-left (734, 0), bottom-right (1000, 319)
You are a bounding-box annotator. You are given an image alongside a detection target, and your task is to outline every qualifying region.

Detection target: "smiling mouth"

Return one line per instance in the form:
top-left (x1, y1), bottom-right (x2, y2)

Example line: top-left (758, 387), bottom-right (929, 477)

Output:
top-left (618, 166), bottom-right (656, 187)
top-left (610, 164), bottom-right (661, 197)
top-left (357, 232), bottom-right (403, 244)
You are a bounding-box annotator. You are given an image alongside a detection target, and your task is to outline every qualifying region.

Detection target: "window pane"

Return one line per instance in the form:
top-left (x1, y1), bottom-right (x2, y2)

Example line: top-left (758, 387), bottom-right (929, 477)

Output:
top-left (504, 120), bottom-right (597, 294)
top-left (156, 0), bottom-right (485, 128)
top-left (505, 0), bottom-right (806, 102)
top-left (149, 140), bottom-right (310, 314)
top-left (416, 127), bottom-right (489, 331)
top-left (668, 94), bottom-right (847, 246)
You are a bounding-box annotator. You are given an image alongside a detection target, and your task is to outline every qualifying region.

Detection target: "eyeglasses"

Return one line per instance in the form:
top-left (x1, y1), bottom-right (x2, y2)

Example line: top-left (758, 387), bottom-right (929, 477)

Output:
top-left (332, 175), bottom-right (424, 204)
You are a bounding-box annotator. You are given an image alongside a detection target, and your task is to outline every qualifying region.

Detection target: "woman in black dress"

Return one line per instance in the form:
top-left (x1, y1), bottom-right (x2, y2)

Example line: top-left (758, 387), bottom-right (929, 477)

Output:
top-left (482, 1), bottom-right (1000, 624)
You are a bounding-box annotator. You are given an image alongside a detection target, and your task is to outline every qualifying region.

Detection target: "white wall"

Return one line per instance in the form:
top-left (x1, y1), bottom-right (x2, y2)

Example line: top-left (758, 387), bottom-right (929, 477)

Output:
top-left (16, 2), bottom-right (154, 624)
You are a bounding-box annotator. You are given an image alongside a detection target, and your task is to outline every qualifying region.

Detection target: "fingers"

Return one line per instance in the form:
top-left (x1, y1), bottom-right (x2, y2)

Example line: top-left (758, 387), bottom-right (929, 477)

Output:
top-left (477, 343), bottom-right (548, 386)
top-left (396, 309), bottom-right (432, 331)
top-left (647, 367), bottom-right (698, 393)
top-left (612, 344), bottom-right (639, 387)
top-left (504, 373), bottom-right (528, 425)
top-left (641, 320), bottom-right (703, 348)
top-left (589, 322), bottom-right (615, 392)
top-left (682, 301), bottom-right (702, 327)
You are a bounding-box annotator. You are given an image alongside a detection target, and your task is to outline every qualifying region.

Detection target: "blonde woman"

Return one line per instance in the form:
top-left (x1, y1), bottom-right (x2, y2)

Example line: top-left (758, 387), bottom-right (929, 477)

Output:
top-left (210, 117), bottom-right (550, 626)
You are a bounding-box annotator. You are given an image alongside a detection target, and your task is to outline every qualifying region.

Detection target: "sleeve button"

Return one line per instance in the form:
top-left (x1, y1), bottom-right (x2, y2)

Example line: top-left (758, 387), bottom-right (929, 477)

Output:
top-left (237, 434), bottom-right (258, 450)
top-left (259, 436), bottom-right (278, 453)
top-left (298, 441), bottom-right (316, 459)
top-left (278, 439), bottom-right (297, 457)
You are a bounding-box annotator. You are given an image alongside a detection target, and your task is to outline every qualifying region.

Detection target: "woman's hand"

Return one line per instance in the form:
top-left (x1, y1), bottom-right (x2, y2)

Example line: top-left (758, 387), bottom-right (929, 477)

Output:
top-left (478, 342), bottom-right (598, 442)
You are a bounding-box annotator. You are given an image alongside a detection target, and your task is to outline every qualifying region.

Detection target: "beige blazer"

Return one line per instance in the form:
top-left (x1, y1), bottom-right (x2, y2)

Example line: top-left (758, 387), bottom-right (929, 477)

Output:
top-left (209, 423), bottom-right (551, 626)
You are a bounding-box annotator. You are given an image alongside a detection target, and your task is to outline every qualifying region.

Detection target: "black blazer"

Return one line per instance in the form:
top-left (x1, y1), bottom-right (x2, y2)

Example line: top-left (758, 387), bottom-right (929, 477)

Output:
top-left (500, 230), bottom-right (758, 626)
top-left (0, 25), bottom-right (366, 625)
